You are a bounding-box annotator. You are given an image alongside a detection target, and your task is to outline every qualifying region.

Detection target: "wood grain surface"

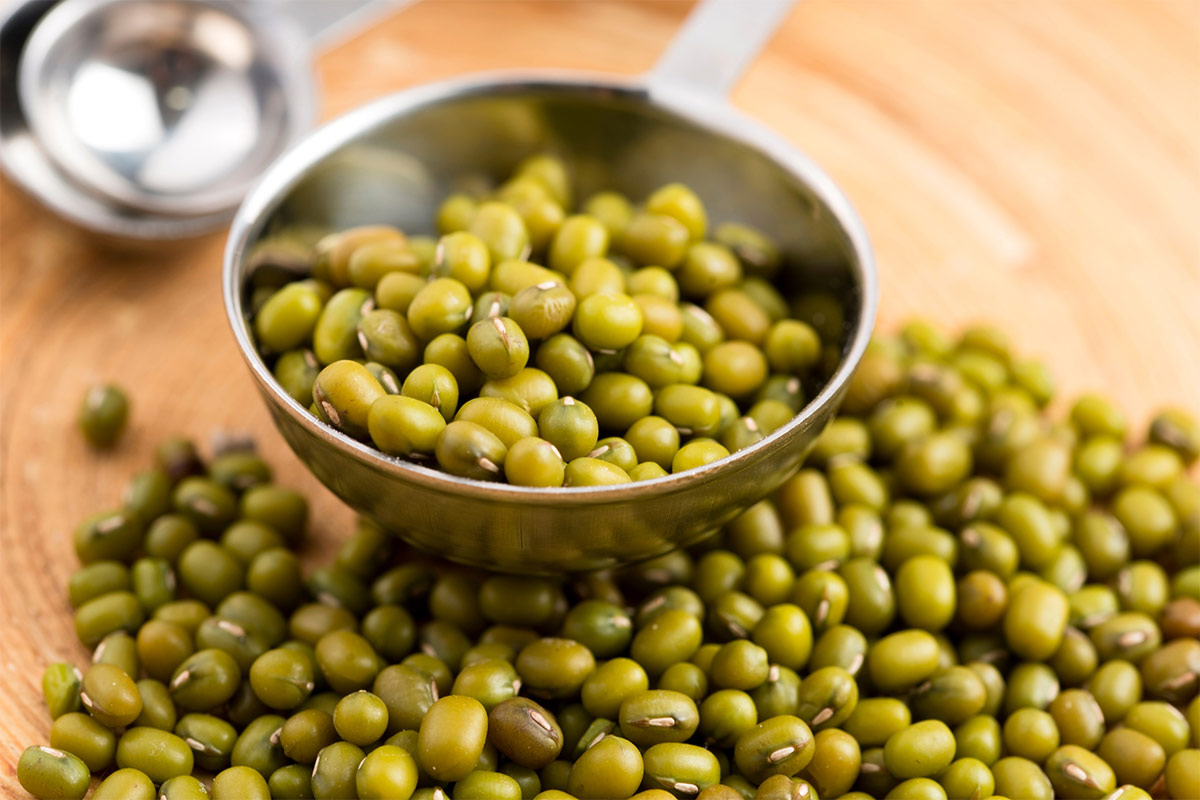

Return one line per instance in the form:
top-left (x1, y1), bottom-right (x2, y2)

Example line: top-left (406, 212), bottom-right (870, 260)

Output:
top-left (2, 0), bottom-right (1198, 794)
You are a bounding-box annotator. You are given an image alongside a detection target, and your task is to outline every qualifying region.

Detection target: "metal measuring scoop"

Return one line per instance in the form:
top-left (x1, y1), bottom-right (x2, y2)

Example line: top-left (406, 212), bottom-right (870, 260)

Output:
top-left (1, 0), bottom-right (407, 240)
top-left (224, 0), bottom-right (879, 573)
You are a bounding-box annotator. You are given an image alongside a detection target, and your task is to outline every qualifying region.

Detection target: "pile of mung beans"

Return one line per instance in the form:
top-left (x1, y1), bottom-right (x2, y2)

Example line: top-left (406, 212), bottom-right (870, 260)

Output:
top-left (247, 155), bottom-right (835, 485)
top-left (18, 318), bottom-right (1200, 800)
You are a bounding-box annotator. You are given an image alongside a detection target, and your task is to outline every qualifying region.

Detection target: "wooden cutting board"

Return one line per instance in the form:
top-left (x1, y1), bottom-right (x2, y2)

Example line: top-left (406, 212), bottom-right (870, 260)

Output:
top-left (2, 0), bottom-right (1197, 792)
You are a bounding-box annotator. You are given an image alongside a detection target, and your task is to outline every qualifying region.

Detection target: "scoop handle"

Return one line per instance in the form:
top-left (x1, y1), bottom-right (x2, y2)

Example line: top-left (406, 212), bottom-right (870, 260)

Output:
top-left (284, 0), bottom-right (419, 50)
top-left (647, 0), bottom-right (798, 98)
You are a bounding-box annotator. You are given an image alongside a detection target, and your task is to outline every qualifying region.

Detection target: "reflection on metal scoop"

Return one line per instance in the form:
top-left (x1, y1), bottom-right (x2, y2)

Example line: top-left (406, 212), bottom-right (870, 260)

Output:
top-left (20, 0), bottom-right (314, 216)
top-left (2, 0), bottom-right (410, 239)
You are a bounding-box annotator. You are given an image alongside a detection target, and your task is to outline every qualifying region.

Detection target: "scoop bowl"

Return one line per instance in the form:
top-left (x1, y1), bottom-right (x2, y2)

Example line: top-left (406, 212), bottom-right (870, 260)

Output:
top-left (223, 4), bottom-right (877, 573)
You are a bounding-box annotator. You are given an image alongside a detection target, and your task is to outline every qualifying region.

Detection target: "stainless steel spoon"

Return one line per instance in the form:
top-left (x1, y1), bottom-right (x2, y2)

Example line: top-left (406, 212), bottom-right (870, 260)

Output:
top-left (1, 0), bottom-right (408, 240)
top-left (224, 0), bottom-right (879, 572)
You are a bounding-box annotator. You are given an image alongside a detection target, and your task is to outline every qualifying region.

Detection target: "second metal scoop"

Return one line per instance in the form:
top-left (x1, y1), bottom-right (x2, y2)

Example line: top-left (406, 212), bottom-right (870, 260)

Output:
top-left (13, 0), bottom-right (407, 230)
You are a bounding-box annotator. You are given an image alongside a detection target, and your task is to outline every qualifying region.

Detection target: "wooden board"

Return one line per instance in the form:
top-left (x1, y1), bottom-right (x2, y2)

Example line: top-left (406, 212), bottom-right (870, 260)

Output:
top-left (1, 0), bottom-right (1197, 791)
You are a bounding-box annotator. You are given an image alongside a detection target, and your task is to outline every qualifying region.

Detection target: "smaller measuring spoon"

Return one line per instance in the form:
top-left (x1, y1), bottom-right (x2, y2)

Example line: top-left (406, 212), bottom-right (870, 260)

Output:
top-left (5, 0), bottom-right (408, 238)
